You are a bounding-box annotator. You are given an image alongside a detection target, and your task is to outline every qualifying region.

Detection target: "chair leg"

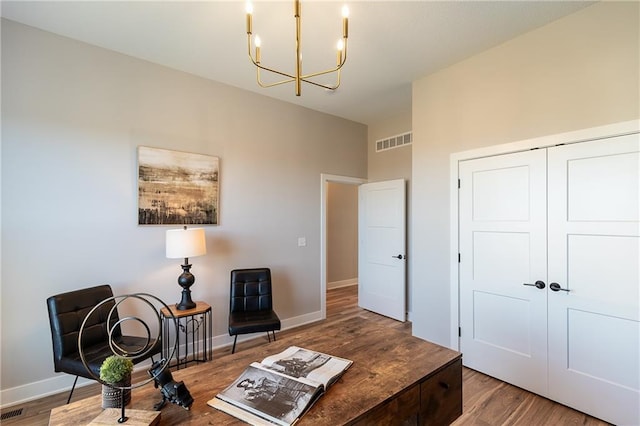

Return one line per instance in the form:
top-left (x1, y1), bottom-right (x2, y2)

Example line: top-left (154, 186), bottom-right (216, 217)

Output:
top-left (272, 330), bottom-right (277, 341)
top-left (267, 332), bottom-right (272, 343)
top-left (232, 336), bottom-right (238, 354)
top-left (66, 376), bottom-right (79, 404)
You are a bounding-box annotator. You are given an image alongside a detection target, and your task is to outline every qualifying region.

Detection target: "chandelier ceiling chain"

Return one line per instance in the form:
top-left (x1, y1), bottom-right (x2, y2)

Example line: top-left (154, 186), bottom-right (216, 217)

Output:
top-left (245, 0), bottom-right (349, 96)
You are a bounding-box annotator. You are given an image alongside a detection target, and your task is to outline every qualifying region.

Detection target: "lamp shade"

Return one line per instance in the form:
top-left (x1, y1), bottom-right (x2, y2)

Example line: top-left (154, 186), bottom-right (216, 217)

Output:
top-left (166, 227), bottom-right (207, 259)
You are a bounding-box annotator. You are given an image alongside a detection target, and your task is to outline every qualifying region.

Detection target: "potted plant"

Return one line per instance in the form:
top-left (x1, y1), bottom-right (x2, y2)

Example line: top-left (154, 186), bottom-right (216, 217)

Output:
top-left (99, 355), bottom-right (133, 409)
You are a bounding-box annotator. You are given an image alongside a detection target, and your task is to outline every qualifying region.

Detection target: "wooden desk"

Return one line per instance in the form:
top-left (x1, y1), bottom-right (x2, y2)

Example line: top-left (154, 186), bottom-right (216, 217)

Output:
top-left (50, 316), bottom-right (462, 425)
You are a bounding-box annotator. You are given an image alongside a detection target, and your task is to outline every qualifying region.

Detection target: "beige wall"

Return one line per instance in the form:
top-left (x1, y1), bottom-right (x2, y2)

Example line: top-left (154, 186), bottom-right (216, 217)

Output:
top-left (367, 109), bottom-right (412, 183)
top-left (0, 19), bottom-right (367, 403)
top-left (367, 110), bottom-right (413, 311)
top-left (327, 182), bottom-right (358, 286)
top-left (411, 1), bottom-right (640, 346)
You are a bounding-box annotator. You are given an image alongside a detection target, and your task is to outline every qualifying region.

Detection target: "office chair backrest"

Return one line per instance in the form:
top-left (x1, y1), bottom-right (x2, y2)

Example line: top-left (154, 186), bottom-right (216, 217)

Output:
top-left (230, 268), bottom-right (274, 313)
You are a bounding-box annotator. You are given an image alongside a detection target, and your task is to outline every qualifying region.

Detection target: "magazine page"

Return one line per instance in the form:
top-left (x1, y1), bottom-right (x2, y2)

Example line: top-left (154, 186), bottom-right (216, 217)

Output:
top-left (212, 363), bottom-right (323, 426)
top-left (260, 346), bottom-right (353, 388)
top-left (208, 398), bottom-right (276, 426)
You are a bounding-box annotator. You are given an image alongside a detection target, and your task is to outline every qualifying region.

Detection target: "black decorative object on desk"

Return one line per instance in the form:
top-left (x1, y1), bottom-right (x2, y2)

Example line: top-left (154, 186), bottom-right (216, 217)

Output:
top-left (148, 359), bottom-right (194, 410)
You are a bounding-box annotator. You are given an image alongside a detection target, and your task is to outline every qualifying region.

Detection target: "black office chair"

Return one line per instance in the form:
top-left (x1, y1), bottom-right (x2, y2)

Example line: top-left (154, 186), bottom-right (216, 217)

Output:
top-left (46, 284), bottom-right (161, 403)
top-left (228, 268), bottom-right (281, 354)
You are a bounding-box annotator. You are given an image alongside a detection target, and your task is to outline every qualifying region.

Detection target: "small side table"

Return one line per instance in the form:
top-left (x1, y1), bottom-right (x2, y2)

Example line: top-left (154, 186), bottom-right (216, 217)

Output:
top-left (160, 301), bottom-right (212, 370)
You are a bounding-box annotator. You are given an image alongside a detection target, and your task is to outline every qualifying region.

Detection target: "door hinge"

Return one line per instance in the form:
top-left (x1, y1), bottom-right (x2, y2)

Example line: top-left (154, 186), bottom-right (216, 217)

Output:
top-left (458, 179), bottom-right (461, 189)
top-left (458, 327), bottom-right (461, 337)
top-left (458, 253), bottom-right (461, 263)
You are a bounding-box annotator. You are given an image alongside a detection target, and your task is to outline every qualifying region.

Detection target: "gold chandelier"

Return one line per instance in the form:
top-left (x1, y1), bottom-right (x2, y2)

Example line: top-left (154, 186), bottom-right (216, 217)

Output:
top-left (245, 0), bottom-right (349, 96)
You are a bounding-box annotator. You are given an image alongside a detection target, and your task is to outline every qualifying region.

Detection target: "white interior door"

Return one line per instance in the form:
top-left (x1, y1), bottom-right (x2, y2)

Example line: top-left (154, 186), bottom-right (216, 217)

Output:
top-left (459, 150), bottom-right (548, 396)
top-left (358, 179), bottom-right (406, 321)
top-left (547, 134), bottom-right (639, 426)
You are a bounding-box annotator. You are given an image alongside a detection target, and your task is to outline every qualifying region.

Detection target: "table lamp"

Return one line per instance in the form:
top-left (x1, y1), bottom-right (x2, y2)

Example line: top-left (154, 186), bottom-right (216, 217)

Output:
top-left (166, 226), bottom-right (207, 310)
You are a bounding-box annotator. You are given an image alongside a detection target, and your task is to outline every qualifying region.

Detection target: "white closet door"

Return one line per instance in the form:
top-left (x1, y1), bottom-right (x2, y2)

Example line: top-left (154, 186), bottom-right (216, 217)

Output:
top-left (547, 134), bottom-right (640, 426)
top-left (459, 149), bottom-right (548, 396)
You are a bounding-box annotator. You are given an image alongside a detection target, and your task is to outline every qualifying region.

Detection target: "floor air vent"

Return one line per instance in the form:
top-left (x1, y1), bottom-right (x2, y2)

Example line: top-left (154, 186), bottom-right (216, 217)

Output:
top-left (376, 131), bottom-right (412, 153)
top-left (1, 408), bottom-right (23, 420)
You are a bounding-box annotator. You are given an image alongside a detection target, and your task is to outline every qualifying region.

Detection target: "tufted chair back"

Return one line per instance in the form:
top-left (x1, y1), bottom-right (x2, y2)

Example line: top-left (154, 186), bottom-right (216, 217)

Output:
top-left (47, 285), bottom-right (120, 375)
top-left (228, 268), bottom-right (281, 353)
top-left (230, 268), bottom-right (274, 313)
top-left (46, 284), bottom-right (160, 403)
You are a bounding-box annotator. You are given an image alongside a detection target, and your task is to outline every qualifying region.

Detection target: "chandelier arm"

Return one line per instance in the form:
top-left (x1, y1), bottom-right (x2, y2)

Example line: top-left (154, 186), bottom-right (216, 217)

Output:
top-left (257, 73), bottom-right (297, 88)
top-left (301, 62), bottom-right (345, 80)
top-left (340, 41), bottom-right (348, 68)
top-left (246, 34), bottom-right (255, 64)
top-left (247, 33), bottom-right (298, 85)
top-left (300, 39), bottom-right (347, 80)
top-left (301, 69), bottom-right (342, 91)
top-left (255, 64), bottom-right (296, 80)
top-left (257, 80), bottom-right (298, 89)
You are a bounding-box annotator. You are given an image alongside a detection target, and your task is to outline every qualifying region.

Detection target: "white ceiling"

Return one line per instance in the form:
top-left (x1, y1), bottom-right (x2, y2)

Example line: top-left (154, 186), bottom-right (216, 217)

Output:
top-left (1, 1), bottom-right (594, 125)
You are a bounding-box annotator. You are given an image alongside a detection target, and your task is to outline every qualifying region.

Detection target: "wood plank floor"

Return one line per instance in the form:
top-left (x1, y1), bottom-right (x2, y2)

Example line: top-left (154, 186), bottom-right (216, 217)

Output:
top-left (1, 286), bottom-right (609, 425)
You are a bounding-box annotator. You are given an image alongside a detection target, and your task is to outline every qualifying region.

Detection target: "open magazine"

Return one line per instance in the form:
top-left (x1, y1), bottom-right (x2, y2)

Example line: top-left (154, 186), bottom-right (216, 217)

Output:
top-left (207, 346), bottom-right (353, 426)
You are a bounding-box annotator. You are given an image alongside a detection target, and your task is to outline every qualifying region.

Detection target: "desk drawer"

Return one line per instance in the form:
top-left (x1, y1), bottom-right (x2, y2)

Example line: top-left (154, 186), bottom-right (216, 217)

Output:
top-left (351, 384), bottom-right (420, 426)
top-left (420, 358), bottom-right (462, 425)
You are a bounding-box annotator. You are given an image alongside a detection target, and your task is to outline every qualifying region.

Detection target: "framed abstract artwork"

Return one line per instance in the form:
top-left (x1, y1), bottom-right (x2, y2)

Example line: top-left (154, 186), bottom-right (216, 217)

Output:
top-left (138, 146), bottom-right (219, 225)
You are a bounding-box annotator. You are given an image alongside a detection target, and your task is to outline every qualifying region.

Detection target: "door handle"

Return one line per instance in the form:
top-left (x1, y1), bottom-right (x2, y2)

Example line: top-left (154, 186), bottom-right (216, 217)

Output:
top-left (392, 254), bottom-right (404, 260)
top-left (549, 282), bottom-right (570, 292)
top-left (523, 280), bottom-right (545, 289)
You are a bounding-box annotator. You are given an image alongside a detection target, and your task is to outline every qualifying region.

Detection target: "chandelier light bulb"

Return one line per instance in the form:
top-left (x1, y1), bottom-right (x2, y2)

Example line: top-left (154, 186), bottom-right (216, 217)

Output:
top-left (254, 35), bottom-right (261, 47)
top-left (342, 5), bottom-right (349, 18)
top-left (337, 40), bottom-right (344, 51)
top-left (246, 2), bottom-right (253, 14)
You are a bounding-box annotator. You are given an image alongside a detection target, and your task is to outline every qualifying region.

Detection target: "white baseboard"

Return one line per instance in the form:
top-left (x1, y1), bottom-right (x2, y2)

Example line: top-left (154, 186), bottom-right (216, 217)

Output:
top-left (0, 310), bottom-right (324, 409)
top-left (327, 278), bottom-right (358, 290)
top-left (0, 358), bottom-right (157, 409)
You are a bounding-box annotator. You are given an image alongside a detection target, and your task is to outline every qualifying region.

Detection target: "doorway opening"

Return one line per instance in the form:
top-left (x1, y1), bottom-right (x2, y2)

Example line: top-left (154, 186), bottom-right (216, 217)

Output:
top-left (320, 174), bottom-right (367, 319)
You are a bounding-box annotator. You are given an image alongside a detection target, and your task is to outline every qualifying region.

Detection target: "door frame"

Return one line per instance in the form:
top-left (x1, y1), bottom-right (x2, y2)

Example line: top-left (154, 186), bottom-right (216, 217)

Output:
top-left (320, 173), bottom-right (368, 320)
top-left (448, 119), bottom-right (639, 350)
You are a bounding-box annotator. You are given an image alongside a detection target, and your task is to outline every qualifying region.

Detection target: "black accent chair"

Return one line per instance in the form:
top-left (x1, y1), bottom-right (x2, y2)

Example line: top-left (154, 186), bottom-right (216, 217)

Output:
top-left (228, 268), bottom-right (281, 354)
top-left (46, 285), bottom-right (161, 403)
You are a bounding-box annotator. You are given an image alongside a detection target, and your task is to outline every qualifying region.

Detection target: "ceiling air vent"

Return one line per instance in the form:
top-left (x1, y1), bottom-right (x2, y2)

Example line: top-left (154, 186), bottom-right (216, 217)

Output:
top-left (376, 131), bottom-right (412, 153)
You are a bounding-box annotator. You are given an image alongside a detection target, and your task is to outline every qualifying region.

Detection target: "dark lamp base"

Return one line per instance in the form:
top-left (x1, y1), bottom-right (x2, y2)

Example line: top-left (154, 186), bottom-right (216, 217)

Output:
top-left (176, 293), bottom-right (196, 311)
top-left (176, 262), bottom-right (197, 311)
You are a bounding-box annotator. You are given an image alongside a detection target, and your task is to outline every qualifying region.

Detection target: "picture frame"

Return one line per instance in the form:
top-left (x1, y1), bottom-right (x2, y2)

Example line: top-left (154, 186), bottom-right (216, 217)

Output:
top-left (137, 146), bottom-right (219, 225)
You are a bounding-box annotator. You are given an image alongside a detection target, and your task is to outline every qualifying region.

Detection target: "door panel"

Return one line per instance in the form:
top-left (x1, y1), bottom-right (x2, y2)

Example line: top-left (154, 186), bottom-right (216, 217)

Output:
top-left (472, 291), bottom-right (533, 356)
top-left (568, 234), bottom-right (639, 305)
top-left (472, 165), bottom-right (531, 221)
top-left (473, 232), bottom-right (531, 282)
top-left (567, 150), bottom-right (639, 221)
top-left (459, 149), bottom-right (548, 396)
top-left (547, 134), bottom-right (640, 426)
top-left (567, 309), bottom-right (638, 390)
top-left (358, 179), bottom-right (406, 321)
